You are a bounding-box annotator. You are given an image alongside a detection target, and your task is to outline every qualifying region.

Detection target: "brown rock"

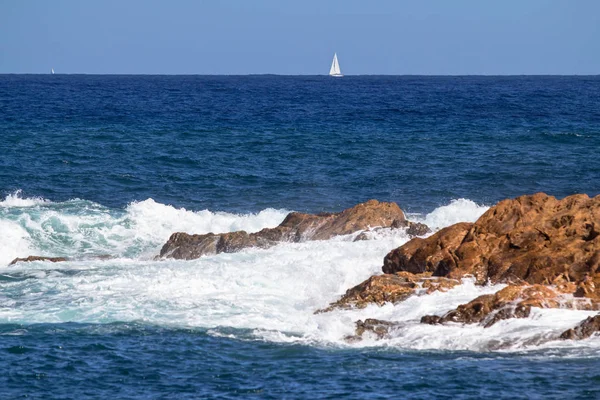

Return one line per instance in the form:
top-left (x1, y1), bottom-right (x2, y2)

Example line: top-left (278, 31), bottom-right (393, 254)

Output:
top-left (421, 284), bottom-right (599, 328)
top-left (560, 314), bottom-right (600, 340)
top-left (382, 193), bottom-right (600, 295)
top-left (317, 272), bottom-right (460, 313)
top-left (9, 256), bottom-right (68, 265)
top-left (160, 200), bottom-right (407, 260)
top-left (382, 222), bottom-right (473, 275)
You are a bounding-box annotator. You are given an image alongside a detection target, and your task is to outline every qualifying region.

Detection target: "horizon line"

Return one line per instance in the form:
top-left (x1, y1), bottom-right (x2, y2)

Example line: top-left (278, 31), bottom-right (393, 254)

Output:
top-left (1, 73), bottom-right (599, 77)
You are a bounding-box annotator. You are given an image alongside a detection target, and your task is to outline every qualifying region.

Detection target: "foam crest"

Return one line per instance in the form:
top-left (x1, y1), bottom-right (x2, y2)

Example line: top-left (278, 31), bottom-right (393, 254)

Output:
top-left (419, 198), bottom-right (489, 230)
top-left (0, 197), bottom-right (289, 263)
top-left (126, 198), bottom-right (288, 243)
top-left (0, 190), bottom-right (49, 208)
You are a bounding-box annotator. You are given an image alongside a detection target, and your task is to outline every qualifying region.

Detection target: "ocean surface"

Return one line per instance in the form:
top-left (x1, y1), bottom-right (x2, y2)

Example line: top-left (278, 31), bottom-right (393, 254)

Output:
top-left (1, 75), bottom-right (599, 399)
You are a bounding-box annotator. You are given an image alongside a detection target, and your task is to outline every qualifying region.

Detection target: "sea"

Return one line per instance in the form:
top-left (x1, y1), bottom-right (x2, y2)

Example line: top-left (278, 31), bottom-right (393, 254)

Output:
top-left (0, 75), bottom-right (599, 399)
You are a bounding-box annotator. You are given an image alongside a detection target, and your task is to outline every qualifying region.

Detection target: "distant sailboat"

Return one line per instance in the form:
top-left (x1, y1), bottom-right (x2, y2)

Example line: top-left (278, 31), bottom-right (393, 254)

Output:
top-left (51, 68), bottom-right (55, 75)
top-left (329, 53), bottom-right (343, 77)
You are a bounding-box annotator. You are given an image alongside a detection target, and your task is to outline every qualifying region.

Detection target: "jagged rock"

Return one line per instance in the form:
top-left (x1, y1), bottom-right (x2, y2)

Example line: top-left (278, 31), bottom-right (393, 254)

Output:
top-left (316, 272), bottom-right (460, 313)
top-left (9, 256), bottom-right (69, 265)
top-left (382, 193), bottom-right (600, 292)
top-left (421, 284), bottom-right (599, 328)
top-left (560, 314), bottom-right (600, 340)
top-left (383, 222), bottom-right (473, 275)
top-left (160, 199), bottom-right (407, 260)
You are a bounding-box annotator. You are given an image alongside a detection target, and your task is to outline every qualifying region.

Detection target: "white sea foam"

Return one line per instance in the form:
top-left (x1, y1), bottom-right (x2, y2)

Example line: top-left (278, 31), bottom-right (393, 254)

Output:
top-left (0, 190), bottom-right (49, 208)
top-left (416, 198), bottom-right (489, 230)
top-left (1, 195), bottom-right (598, 355)
top-left (0, 220), bottom-right (32, 265)
top-left (0, 195), bottom-right (289, 263)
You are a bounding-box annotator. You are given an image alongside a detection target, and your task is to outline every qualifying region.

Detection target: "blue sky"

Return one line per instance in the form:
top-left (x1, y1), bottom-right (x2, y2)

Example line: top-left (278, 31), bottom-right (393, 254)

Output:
top-left (1, 0), bottom-right (598, 74)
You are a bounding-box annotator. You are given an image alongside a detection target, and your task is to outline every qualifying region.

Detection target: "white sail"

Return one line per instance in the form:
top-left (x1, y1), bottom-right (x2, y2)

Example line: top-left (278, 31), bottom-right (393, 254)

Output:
top-left (329, 53), bottom-right (343, 77)
top-left (51, 68), bottom-right (55, 74)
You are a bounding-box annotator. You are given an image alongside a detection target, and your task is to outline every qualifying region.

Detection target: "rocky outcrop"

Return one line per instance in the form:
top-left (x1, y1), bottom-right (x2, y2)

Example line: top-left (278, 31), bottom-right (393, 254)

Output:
top-left (320, 193), bottom-right (600, 339)
top-left (421, 284), bottom-right (599, 328)
top-left (560, 314), bottom-right (600, 340)
top-left (9, 256), bottom-right (68, 265)
top-left (383, 193), bottom-right (600, 288)
top-left (317, 272), bottom-right (459, 313)
top-left (159, 200), bottom-right (412, 260)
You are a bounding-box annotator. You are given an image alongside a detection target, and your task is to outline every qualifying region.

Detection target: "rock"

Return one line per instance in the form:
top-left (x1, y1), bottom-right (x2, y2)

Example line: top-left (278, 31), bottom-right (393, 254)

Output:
top-left (382, 222), bottom-right (473, 275)
top-left (160, 199), bottom-right (407, 260)
top-left (420, 315), bottom-right (442, 325)
top-left (316, 272), bottom-right (460, 313)
top-left (406, 221), bottom-right (431, 237)
top-left (382, 193), bottom-right (600, 292)
top-left (345, 318), bottom-right (400, 342)
top-left (421, 284), bottom-right (599, 328)
top-left (353, 232), bottom-right (370, 241)
top-left (560, 314), bottom-right (600, 340)
top-left (8, 254), bottom-right (113, 266)
top-left (352, 220), bottom-right (431, 242)
top-left (9, 256), bottom-right (69, 265)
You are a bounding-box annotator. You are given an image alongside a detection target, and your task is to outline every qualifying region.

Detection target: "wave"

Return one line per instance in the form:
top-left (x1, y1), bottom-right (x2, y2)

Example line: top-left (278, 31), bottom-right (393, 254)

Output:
top-left (0, 191), bottom-right (488, 266)
top-left (413, 198), bottom-right (489, 230)
top-left (0, 190), bottom-right (48, 207)
top-left (0, 191), bottom-right (289, 265)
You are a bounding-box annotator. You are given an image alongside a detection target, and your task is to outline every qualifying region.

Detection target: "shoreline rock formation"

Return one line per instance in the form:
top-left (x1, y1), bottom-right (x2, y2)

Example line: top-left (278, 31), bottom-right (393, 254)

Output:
top-left (158, 199), bottom-right (428, 260)
top-left (319, 193), bottom-right (600, 341)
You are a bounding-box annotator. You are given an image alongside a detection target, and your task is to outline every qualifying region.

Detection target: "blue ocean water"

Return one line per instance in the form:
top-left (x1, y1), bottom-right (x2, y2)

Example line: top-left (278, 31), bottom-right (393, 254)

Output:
top-left (1, 75), bottom-right (600, 399)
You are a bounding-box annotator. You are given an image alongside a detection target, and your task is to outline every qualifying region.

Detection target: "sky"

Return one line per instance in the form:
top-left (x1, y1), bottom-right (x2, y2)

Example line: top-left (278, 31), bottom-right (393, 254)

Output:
top-left (0, 0), bottom-right (598, 75)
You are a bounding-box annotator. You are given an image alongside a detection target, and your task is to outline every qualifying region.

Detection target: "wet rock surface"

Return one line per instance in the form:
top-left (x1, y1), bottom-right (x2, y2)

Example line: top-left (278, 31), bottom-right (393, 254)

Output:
top-left (421, 284), bottom-right (598, 328)
top-left (383, 193), bottom-right (600, 287)
top-left (321, 193), bottom-right (600, 339)
top-left (9, 256), bottom-right (69, 265)
top-left (160, 200), bottom-right (411, 260)
top-left (317, 272), bottom-right (459, 313)
top-left (345, 319), bottom-right (401, 342)
top-left (560, 314), bottom-right (600, 340)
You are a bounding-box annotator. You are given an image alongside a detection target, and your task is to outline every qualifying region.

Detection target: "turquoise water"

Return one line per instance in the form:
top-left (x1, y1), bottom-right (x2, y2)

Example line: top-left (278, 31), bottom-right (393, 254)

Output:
top-left (1, 75), bottom-right (599, 399)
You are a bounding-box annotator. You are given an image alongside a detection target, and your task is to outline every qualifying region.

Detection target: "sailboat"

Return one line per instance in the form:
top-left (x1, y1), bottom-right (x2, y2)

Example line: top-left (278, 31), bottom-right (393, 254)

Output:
top-left (51, 68), bottom-right (55, 75)
top-left (329, 53), bottom-right (343, 77)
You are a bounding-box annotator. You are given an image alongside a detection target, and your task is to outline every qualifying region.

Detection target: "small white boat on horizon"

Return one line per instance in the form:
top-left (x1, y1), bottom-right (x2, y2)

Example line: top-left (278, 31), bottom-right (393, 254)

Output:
top-left (329, 53), bottom-right (343, 77)
top-left (51, 68), bottom-right (55, 75)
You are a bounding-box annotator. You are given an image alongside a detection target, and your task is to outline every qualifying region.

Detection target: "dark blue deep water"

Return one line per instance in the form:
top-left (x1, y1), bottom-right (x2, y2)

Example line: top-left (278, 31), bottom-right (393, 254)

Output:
top-left (2, 75), bottom-right (599, 213)
top-left (1, 75), bottom-right (600, 399)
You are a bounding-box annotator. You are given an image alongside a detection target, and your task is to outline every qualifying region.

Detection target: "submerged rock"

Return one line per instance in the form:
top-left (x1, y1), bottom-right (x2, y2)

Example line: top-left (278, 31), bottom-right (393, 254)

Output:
top-left (352, 220), bottom-right (431, 242)
top-left (9, 256), bottom-right (68, 265)
top-left (159, 200), bottom-right (411, 260)
top-left (345, 318), bottom-right (401, 342)
top-left (560, 314), bottom-right (600, 340)
top-left (421, 284), bottom-right (598, 328)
